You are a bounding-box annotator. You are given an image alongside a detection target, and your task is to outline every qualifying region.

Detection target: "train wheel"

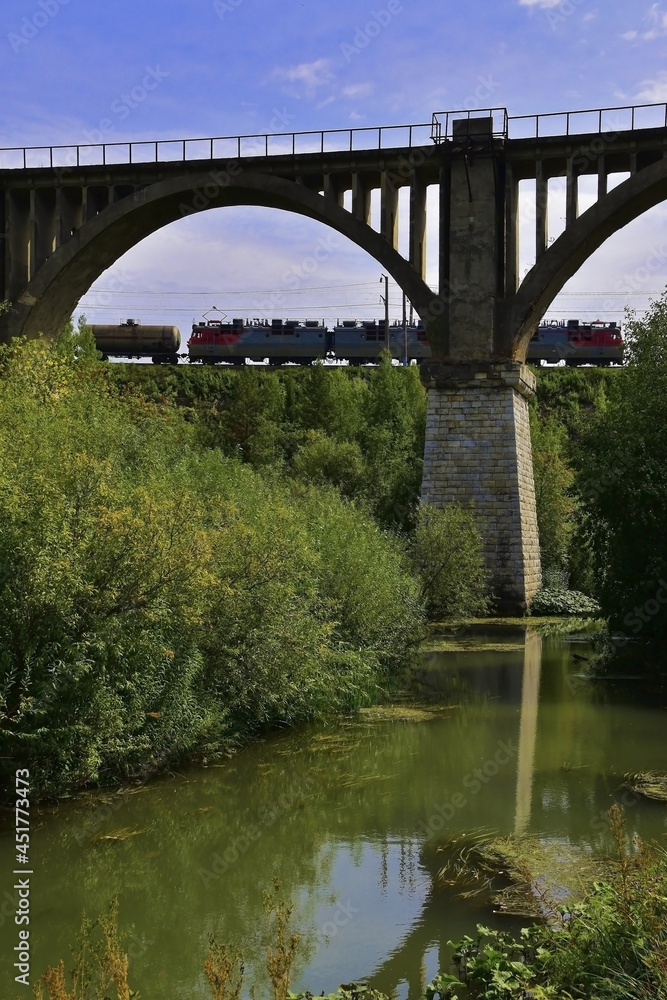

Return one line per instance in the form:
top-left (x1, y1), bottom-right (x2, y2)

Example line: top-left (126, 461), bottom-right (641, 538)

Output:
top-left (151, 356), bottom-right (162, 365)
top-left (268, 358), bottom-right (283, 367)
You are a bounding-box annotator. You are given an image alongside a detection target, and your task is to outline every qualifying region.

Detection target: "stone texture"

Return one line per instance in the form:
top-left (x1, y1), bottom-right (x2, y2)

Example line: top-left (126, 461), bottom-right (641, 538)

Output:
top-left (420, 362), bottom-right (542, 614)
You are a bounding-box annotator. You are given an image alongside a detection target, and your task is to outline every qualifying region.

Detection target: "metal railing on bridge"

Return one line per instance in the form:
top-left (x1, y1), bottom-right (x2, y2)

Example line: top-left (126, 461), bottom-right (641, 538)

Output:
top-left (2, 101), bottom-right (667, 171)
top-left (430, 101), bottom-right (667, 142)
top-left (0, 122), bottom-right (434, 171)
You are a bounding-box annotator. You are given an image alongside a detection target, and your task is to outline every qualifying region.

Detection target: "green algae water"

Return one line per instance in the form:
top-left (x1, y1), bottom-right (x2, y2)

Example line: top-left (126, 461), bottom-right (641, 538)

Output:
top-left (2, 623), bottom-right (667, 999)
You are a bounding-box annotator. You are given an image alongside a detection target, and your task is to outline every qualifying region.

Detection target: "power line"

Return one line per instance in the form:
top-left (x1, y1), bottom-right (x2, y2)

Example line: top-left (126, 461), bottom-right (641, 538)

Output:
top-left (81, 281), bottom-right (379, 297)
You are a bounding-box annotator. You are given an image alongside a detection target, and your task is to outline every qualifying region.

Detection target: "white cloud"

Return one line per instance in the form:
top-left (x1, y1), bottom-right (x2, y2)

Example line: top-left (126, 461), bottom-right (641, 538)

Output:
top-left (517, 0), bottom-right (562, 7)
top-left (272, 58), bottom-right (335, 99)
top-left (622, 3), bottom-right (667, 41)
top-left (635, 70), bottom-right (667, 101)
top-left (342, 83), bottom-right (374, 99)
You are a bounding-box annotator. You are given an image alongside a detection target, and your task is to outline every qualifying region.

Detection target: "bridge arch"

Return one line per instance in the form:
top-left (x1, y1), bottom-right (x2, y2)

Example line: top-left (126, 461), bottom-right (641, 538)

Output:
top-left (507, 156), bottom-right (667, 358)
top-left (4, 170), bottom-right (440, 344)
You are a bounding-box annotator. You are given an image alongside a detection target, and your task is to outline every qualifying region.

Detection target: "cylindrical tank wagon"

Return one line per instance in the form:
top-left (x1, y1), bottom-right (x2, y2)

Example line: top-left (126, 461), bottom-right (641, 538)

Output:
top-left (90, 319), bottom-right (181, 364)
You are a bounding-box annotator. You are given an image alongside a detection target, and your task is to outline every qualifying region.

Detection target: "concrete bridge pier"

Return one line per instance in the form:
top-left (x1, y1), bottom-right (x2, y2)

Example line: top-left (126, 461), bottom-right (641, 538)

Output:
top-left (420, 362), bottom-right (541, 615)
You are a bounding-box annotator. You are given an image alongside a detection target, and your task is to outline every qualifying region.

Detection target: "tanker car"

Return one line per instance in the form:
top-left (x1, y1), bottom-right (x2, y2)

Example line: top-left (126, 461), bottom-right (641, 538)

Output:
top-left (91, 319), bottom-right (181, 364)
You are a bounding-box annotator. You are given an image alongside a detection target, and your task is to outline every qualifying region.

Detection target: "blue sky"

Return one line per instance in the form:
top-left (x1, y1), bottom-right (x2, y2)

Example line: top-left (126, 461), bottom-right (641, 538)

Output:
top-left (3, 0), bottom-right (667, 335)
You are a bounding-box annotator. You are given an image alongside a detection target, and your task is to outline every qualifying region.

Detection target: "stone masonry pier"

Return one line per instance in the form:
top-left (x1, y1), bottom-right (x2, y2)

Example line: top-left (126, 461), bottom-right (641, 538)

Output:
top-left (421, 362), bottom-right (541, 614)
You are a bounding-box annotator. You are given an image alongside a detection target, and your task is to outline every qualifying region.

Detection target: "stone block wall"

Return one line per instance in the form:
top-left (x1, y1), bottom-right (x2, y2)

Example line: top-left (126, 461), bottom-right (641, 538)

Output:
top-left (420, 362), bottom-right (542, 614)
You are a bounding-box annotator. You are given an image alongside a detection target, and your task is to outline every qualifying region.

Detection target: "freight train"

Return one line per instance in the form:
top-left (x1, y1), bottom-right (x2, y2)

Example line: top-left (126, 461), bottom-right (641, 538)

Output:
top-left (90, 317), bottom-right (624, 366)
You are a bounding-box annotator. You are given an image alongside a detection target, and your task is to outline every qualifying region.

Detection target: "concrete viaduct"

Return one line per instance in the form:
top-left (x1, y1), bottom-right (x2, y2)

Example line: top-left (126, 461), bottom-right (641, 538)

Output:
top-left (2, 103), bottom-right (667, 612)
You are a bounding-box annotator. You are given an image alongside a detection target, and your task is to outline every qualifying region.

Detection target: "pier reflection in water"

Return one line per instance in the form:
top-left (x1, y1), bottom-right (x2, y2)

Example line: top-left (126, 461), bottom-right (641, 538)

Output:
top-left (1, 624), bottom-right (666, 999)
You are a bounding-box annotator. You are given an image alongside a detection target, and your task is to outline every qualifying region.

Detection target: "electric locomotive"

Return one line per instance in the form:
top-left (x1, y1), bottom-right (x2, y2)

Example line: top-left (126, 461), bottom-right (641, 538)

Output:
top-left (527, 319), bottom-right (623, 366)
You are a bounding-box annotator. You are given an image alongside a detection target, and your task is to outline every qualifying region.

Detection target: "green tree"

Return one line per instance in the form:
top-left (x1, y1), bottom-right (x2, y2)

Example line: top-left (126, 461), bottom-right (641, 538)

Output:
top-left (579, 293), bottom-right (667, 645)
top-left (529, 410), bottom-right (576, 588)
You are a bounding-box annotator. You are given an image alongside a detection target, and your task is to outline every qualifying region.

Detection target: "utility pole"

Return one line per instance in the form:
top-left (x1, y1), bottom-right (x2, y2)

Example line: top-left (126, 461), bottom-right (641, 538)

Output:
top-left (402, 290), bottom-right (408, 366)
top-left (380, 273), bottom-right (389, 355)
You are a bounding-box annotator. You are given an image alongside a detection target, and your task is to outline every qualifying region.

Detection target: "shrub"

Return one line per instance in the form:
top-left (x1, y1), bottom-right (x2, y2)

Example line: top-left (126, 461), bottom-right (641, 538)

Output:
top-left (410, 504), bottom-right (489, 620)
top-left (529, 589), bottom-right (600, 616)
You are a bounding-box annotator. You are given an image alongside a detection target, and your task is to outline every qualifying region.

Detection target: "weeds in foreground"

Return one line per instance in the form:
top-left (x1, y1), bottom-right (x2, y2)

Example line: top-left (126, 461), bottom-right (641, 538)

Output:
top-left (263, 878), bottom-right (301, 1000)
top-left (32, 898), bottom-right (136, 1000)
top-left (203, 938), bottom-right (244, 1000)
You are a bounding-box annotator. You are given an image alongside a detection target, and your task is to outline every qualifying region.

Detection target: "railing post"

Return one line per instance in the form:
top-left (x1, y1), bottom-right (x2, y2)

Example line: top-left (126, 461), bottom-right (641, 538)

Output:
top-left (210, 138), bottom-right (213, 159)
top-left (182, 139), bottom-right (186, 161)
top-left (237, 136), bottom-right (241, 158)
top-left (321, 132), bottom-right (324, 153)
top-left (292, 133), bottom-right (295, 155)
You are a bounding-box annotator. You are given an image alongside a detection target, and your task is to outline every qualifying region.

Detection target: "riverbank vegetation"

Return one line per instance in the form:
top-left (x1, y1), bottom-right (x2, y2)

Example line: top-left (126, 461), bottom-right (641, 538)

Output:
top-left (0, 329), bottom-right (425, 802)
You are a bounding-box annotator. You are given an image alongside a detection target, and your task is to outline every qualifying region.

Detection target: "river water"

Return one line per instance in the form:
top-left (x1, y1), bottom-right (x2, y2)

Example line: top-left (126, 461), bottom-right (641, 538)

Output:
top-left (2, 622), bottom-right (667, 999)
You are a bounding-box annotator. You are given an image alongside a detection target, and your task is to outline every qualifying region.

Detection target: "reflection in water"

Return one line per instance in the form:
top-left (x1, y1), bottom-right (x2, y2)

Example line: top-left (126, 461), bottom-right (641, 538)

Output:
top-left (514, 630), bottom-right (542, 835)
top-left (1, 624), bottom-right (666, 998)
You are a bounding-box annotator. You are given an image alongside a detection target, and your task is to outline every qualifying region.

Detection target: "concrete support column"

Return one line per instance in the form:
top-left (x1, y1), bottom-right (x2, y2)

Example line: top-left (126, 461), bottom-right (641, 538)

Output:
top-left (597, 156), bottom-right (608, 200)
top-left (7, 190), bottom-right (31, 299)
top-left (504, 164), bottom-right (519, 296)
top-left (322, 173), bottom-right (345, 207)
top-left (420, 361), bottom-right (542, 613)
top-left (535, 161), bottom-right (548, 261)
top-left (34, 189), bottom-right (57, 269)
top-left (58, 187), bottom-right (84, 243)
top-left (566, 158), bottom-right (578, 228)
top-left (351, 172), bottom-right (371, 225)
top-left (380, 171), bottom-right (398, 248)
top-left (409, 171), bottom-right (427, 280)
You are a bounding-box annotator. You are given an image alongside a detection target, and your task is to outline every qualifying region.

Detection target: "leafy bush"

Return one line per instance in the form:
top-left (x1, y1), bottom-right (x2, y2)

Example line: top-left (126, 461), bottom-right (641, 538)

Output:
top-left (0, 335), bottom-right (423, 801)
top-left (529, 588), bottom-right (600, 616)
top-left (410, 504), bottom-right (490, 620)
